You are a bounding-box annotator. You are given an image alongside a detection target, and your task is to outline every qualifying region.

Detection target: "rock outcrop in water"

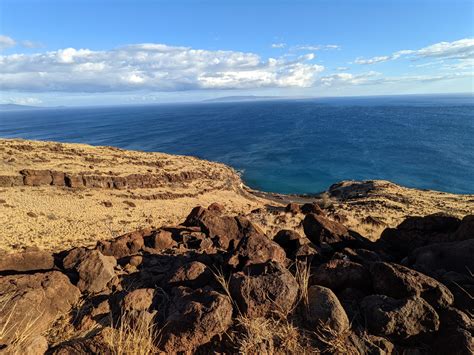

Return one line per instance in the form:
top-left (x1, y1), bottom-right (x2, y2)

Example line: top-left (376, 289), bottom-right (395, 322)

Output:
top-left (1, 204), bottom-right (472, 354)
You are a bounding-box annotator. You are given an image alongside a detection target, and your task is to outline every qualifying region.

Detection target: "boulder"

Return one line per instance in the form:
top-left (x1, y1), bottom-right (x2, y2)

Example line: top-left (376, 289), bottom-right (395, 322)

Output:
top-left (370, 262), bottom-right (454, 308)
top-left (0, 271), bottom-right (80, 344)
top-left (303, 213), bottom-right (355, 247)
top-left (311, 259), bottom-right (371, 292)
top-left (0, 249), bottom-right (54, 273)
top-left (453, 215), bottom-right (474, 240)
top-left (184, 206), bottom-right (263, 249)
top-left (301, 202), bottom-right (325, 215)
top-left (285, 203), bottom-right (301, 214)
top-left (160, 286), bottom-right (233, 353)
top-left (65, 249), bottom-right (117, 294)
top-left (120, 288), bottom-right (155, 312)
top-left (145, 230), bottom-right (177, 250)
top-left (305, 285), bottom-right (350, 336)
top-left (167, 261), bottom-right (212, 288)
top-left (408, 239), bottom-right (474, 276)
top-left (360, 295), bottom-right (440, 340)
top-left (273, 229), bottom-right (305, 258)
top-left (230, 262), bottom-right (298, 318)
top-left (379, 213), bottom-right (463, 257)
top-left (97, 229), bottom-right (148, 259)
top-left (228, 234), bottom-right (287, 269)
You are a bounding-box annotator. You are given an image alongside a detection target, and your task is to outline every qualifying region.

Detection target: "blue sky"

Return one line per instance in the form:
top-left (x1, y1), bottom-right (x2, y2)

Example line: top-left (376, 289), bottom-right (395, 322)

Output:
top-left (0, 0), bottom-right (473, 106)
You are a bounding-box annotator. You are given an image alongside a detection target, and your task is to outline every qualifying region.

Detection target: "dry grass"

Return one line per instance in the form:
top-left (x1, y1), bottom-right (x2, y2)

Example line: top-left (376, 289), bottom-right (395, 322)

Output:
top-left (105, 311), bottom-right (159, 355)
top-left (294, 261), bottom-right (312, 310)
top-left (313, 320), bottom-right (352, 354)
top-left (233, 315), bottom-right (308, 354)
top-left (0, 293), bottom-right (44, 353)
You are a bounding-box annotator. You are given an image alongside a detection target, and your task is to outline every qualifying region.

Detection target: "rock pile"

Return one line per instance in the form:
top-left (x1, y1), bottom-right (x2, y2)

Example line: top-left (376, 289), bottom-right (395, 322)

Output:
top-left (0, 204), bottom-right (472, 354)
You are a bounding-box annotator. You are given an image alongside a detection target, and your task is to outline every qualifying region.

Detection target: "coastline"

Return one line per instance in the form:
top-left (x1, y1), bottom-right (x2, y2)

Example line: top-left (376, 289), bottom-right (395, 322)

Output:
top-left (1, 138), bottom-right (473, 252)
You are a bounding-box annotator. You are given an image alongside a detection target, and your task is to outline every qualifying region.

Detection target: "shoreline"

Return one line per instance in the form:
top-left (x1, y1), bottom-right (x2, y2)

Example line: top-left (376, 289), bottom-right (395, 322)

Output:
top-left (1, 138), bottom-right (473, 252)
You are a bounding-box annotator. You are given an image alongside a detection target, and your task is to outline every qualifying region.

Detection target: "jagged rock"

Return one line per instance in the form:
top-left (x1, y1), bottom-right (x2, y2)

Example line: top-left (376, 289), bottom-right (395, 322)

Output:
top-left (301, 202), bottom-right (325, 215)
top-left (207, 202), bottom-right (225, 213)
top-left (340, 247), bottom-right (384, 264)
top-left (305, 285), bottom-right (350, 336)
top-left (370, 262), bottom-right (454, 308)
top-left (121, 288), bottom-right (155, 312)
top-left (311, 259), bottom-right (371, 291)
top-left (285, 202), bottom-right (301, 214)
top-left (379, 213), bottom-right (464, 257)
top-left (360, 295), bottom-right (440, 340)
top-left (160, 286), bottom-right (233, 353)
top-left (228, 233), bottom-right (287, 269)
top-left (65, 249), bottom-right (117, 294)
top-left (431, 307), bottom-right (474, 355)
top-left (408, 239), bottom-right (474, 276)
top-left (20, 169), bottom-right (53, 186)
top-left (346, 332), bottom-right (394, 355)
top-left (303, 213), bottom-right (356, 247)
top-left (453, 215), bottom-right (474, 240)
top-left (230, 261), bottom-right (298, 318)
top-left (0, 271), bottom-right (80, 344)
top-left (97, 229), bottom-right (148, 259)
top-left (184, 206), bottom-right (263, 249)
top-left (273, 229), bottom-right (305, 257)
top-left (168, 261), bottom-right (212, 288)
top-left (0, 249), bottom-right (54, 273)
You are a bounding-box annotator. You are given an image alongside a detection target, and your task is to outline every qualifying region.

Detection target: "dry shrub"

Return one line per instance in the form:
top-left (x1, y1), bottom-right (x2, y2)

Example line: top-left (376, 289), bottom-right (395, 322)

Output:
top-left (0, 293), bottom-right (43, 353)
top-left (105, 311), bottom-right (159, 355)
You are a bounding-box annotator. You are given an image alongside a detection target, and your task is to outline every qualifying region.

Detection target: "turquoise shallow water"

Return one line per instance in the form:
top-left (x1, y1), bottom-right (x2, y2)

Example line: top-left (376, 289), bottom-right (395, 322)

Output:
top-left (1, 94), bottom-right (473, 194)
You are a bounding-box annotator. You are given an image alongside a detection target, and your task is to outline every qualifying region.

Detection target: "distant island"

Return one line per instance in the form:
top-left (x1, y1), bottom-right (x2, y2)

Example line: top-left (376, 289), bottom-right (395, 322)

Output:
top-left (203, 95), bottom-right (284, 103)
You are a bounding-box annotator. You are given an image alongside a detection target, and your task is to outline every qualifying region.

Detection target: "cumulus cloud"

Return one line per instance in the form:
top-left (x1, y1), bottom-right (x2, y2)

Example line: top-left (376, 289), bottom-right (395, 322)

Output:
top-left (271, 43), bottom-right (286, 48)
top-left (0, 43), bottom-right (325, 92)
top-left (355, 38), bottom-right (474, 64)
top-left (0, 35), bottom-right (16, 50)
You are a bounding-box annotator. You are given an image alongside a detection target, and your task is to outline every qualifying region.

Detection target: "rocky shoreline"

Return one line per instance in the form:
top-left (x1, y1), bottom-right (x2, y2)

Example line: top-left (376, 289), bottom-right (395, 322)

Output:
top-left (0, 202), bottom-right (472, 354)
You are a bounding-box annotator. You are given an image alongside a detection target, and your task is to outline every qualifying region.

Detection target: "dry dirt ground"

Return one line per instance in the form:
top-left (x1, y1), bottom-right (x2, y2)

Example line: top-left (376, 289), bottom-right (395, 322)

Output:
top-left (1, 138), bottom-right (472, 251)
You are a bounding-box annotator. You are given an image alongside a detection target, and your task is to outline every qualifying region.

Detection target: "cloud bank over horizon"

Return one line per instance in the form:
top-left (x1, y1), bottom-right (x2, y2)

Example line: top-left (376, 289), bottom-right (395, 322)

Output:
top-left (0, 37), bottom-right (472, 104)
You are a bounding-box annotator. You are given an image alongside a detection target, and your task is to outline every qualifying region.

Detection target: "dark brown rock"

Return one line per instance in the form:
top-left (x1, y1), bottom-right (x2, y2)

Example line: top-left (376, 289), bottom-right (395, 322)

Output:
top-left (230, 261), bottom-right (298, 318)
top-left (160, 286), bottom-right (233, 353)
top-left (121, 288), bottom-right (155, 312)
top-left (311, 259), bottom-right (371, 291)
top-left (303, 213), bottom-right (355, 246)
top-left (301, 202), bottom-right (325, 215)
top-left (20, 169), bottom-right (52, 186)
top-left (273, 229), bottom-right (304, 257)
top-left (360, 295), bottom-right (440, 340)
top-left (168, 261), bottom-right (212, 288)
top-left (145, 229), bottom-right (177, 250)
top-left (305, 285), bottom-right (350, 335)
top-left (97, 229), bottom-right (148, 259)
top-left (0, 249), bottom-right (54, 273)
top-left (0, 271), bottom-right (80, 343)
top-left (227, 233), bottom-right (287, 269)
top-left (370, 262), bottom-right (454, 308)
top-left (379, 213), bottom-right (463, 257)
top-left (70, 249), bottom-right (118, 294)
top-left (408, 239), bottom-right (474, 277)
top-left (285, 202), bottom-right (301, 214)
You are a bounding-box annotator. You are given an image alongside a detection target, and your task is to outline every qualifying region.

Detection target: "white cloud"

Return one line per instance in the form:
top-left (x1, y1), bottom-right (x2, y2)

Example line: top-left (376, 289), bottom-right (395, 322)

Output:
top-left (2, 96), bottom-right (43, 105)
top-left (21, 40), bottom-right (44, 48)
top-left (355, 38), bottom-right (474, 65)
top-left (336, 66), bottom-right (349, 71)
top-left (0, 43), bottom-right (325, 92)
top-left (0, 35), bottom-right (16, 50)
top-left (293, 44), bottom-right (341, 51)
top-left (271, 43), bottom-right (286, 48)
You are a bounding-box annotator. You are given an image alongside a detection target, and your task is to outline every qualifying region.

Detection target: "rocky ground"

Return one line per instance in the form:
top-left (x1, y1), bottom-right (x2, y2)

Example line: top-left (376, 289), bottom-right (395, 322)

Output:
top-left (0, 202), bottom-right (472, 354)
top-left (1, 139), bottom-right (472, 252)
top-left (0, 138), bottom-right (473, 354)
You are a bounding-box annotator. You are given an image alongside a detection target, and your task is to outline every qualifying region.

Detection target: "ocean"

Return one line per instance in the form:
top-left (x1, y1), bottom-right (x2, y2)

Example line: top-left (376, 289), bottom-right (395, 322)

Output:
top-left (1, 94), bottom-right (473, 194)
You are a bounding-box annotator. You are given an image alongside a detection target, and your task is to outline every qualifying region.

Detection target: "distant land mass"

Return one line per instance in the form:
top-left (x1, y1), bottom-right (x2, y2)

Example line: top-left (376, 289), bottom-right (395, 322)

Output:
top-left (203, 95), bottom-right (285, 103)
top-left (0, 104), bottom-right (41, 111)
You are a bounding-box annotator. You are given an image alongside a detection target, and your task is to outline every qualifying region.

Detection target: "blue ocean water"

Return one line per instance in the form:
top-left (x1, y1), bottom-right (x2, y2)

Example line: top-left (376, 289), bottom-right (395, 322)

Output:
top-left (1, 94), bottom-right (473, 194)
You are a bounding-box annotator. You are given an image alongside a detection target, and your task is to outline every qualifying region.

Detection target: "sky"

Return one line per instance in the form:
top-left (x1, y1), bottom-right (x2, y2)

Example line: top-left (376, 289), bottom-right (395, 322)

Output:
top-left (0, 0), bottom-right (473, 106)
